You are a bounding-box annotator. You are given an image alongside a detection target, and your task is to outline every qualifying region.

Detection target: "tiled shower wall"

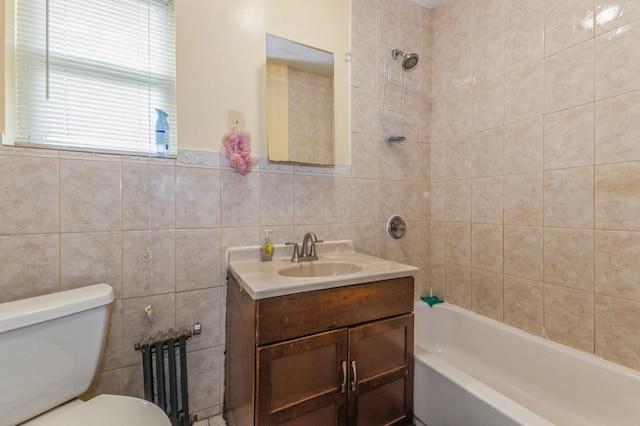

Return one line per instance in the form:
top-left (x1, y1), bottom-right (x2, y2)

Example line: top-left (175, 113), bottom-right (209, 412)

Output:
top-left (430, 0), bottom-right (640, 370)
top-left (0, 0), bottom-right (431, 418)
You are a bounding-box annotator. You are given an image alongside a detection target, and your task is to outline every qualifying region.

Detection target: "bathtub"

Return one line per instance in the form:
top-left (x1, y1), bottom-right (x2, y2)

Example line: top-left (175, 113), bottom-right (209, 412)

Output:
top-left (413, 301), bottom-right (640, 426)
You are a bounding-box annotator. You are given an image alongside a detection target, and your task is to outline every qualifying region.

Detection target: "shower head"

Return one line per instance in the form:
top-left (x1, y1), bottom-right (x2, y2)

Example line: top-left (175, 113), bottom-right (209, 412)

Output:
top-left (391, 49), bottom-right (419, 70)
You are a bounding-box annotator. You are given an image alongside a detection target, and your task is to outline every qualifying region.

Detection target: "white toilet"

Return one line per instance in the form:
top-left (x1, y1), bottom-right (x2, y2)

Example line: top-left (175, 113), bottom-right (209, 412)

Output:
top-left (0, 283), bottom-right (171, 426)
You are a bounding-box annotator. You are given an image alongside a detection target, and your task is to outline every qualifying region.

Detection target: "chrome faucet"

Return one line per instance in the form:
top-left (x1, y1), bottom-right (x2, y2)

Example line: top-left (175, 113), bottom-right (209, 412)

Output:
top-left (285, 232), bottom-right (323, 262)
top-left (301, 232), bottom-right (318, 258)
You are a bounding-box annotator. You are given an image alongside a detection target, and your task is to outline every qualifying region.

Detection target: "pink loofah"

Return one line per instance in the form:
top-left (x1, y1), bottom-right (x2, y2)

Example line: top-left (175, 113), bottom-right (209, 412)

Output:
top-left (222, 129), bottom-right (258, 175)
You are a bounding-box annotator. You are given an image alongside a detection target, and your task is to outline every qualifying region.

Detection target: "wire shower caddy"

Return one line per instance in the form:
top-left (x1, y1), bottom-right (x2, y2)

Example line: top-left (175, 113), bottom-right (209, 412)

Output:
top-left (378, 60), bottom-right (419, 144)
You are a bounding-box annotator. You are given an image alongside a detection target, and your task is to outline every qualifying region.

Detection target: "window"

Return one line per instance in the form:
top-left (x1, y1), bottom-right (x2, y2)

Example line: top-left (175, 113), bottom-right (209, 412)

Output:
top-left (14, 0), bottom-right (176, 156)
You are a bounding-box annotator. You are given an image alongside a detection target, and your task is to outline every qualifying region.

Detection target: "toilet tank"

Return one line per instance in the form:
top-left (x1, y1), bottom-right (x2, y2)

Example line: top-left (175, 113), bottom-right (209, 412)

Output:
top-left (0, 284), bottom-right (114, 426)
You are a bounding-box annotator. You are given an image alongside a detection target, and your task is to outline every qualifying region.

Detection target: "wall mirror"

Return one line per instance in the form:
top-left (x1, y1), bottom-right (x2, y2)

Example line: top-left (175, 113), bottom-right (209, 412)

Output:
top-left (266, 34), bottom-right (335, 166)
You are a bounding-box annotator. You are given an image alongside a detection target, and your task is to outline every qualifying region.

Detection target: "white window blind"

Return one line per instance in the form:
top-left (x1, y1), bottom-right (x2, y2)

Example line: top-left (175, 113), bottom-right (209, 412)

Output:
top-left (15, 0), bottom-right (176, 156)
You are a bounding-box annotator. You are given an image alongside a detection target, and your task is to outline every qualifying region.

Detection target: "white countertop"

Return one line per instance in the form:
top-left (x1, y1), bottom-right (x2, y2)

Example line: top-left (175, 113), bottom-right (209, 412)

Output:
top-left (226, 240), bottom-right (419, 299)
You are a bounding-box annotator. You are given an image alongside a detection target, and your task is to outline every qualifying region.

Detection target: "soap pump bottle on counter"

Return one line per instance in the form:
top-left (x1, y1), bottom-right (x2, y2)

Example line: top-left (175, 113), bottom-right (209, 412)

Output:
top-left (260, 230), bottom-right (274, 261)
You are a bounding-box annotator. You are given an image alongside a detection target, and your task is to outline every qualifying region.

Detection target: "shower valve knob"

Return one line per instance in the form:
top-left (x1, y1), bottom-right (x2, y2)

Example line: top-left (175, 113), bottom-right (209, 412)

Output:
top-left (386, 215), bottom-right (407, 239)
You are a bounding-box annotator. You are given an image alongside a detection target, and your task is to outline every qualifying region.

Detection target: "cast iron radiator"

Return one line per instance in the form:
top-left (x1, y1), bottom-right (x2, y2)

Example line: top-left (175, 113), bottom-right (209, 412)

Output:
top-left (135, 327), bottom-right (193, 426)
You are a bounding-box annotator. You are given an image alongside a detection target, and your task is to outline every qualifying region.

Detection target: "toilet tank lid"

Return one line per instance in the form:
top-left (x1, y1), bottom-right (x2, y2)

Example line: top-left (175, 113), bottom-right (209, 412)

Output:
top-left (0, 284), bottom-right (114, 334)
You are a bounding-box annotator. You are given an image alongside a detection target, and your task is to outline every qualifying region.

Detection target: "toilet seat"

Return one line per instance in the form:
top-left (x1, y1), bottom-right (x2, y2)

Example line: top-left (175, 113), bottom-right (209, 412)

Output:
top-left (23, 394), bottom-right (171, 426)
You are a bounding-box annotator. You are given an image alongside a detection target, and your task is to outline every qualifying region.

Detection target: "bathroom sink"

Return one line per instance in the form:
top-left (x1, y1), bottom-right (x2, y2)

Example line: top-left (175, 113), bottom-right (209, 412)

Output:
top-left (226, 240), bottom-right (419, 299)
top-left (278, 261), bottom-right (363, 278)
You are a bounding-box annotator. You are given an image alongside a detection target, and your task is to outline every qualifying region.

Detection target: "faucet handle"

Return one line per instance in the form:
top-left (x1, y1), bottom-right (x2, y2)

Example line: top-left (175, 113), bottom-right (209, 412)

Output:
top-left (309, 240), bottom-right (323, 258)
top-left (285, 242), bottom-right (300, 262)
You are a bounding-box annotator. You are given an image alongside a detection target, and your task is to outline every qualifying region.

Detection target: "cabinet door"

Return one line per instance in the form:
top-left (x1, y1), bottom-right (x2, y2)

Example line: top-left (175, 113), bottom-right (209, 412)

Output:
top-left (348, 314), bottom-right (414, 426)
top-left (257, 329), bottom-right (348, 425)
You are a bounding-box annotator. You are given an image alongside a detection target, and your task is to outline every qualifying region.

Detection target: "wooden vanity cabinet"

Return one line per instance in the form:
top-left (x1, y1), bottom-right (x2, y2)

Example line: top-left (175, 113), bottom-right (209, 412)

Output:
top-left (224, 273), bottom-right (414, 426)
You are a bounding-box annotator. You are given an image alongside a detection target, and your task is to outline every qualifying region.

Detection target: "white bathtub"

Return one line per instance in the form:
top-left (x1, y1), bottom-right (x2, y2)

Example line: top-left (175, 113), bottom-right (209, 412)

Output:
top-left (413, 301), bottom-right (640, 426)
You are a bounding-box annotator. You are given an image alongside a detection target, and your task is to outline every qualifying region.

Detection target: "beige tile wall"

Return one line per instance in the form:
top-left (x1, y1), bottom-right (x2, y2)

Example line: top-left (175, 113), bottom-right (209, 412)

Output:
top-left (430, 0), bottom-right (640, 371)
top-left (287, 69), bottom-right (334, 165)
top-left (0, 0), bottom-right (431, 418)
